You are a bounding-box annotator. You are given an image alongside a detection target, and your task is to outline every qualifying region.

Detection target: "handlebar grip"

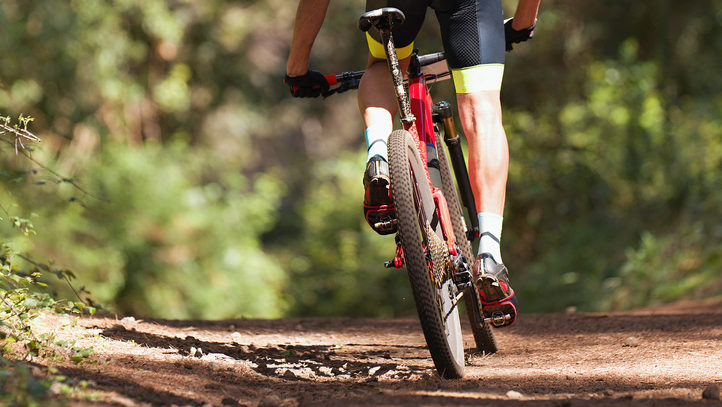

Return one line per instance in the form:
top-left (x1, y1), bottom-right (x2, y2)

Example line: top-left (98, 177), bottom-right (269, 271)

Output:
top-left (325, 74), bottom-right (338, 86)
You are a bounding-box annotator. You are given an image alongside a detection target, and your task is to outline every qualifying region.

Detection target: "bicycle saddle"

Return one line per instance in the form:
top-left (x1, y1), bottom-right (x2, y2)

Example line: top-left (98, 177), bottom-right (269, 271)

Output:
top-left (358, 7), bottom-right (406, 32)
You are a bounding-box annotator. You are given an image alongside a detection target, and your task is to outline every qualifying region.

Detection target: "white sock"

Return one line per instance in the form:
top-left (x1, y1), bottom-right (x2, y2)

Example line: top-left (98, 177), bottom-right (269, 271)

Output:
top-left (365, 123), bottom-right (391, 163)
top-left (477, 212), bottom-right (503, 263)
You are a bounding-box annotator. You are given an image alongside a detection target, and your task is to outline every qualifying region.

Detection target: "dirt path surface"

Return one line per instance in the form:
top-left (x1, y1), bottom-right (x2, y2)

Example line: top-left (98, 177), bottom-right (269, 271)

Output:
top-left (32, 298), bottom-right (722, 406)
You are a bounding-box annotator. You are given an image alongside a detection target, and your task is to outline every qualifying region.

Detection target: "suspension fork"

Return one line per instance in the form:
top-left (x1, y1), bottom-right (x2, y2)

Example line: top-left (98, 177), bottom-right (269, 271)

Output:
top-left (432, 102), bottom-right (480, 241)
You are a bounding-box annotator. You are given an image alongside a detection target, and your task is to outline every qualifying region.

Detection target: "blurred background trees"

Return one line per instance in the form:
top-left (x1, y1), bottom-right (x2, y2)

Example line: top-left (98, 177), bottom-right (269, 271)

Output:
top-left (1, 0), bottom-right (720, 319)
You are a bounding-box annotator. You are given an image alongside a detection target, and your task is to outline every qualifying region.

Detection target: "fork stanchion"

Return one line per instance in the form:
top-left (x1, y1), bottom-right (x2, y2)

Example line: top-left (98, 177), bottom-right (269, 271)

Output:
top-left (433, 102), bottom-right (480, 241)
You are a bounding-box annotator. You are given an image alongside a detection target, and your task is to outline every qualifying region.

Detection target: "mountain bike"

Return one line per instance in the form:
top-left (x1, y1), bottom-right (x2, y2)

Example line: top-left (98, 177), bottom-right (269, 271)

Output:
top-left (319, 8), bottom-right (508, 379)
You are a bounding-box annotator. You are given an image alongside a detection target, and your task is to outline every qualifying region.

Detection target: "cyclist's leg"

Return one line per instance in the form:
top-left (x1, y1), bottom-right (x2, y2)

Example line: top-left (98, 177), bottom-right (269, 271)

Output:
top-left (360, 0), bottom-right (427, 235)
top-left (361, 0), bottom-right (427, 163)
top-left (436, 0), bottom-right (507, 218)
top-left (436, 0), bottom-right (518, 325)
top-left (457, 89), bottom-right (508, 227)
top-left (358, 54), bottom-right (410, 154)
top-left (358, 55), bottom-right (411, 234)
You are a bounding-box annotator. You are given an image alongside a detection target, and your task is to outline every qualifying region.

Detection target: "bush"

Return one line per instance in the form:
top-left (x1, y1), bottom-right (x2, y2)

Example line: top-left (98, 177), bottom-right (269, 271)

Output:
top-left (3, 141), bottom-right (287, 319)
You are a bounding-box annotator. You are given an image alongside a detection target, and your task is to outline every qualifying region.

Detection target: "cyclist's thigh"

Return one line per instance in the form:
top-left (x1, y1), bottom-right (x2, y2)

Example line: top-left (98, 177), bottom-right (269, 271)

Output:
top-left (365, 0), bottom-right (430, 60)
top-left (435, 0), bottom-right (505, 93)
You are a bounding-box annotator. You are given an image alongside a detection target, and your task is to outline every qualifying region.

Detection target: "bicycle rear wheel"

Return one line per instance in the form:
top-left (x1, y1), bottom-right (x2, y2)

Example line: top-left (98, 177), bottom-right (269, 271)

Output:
top-left (388, 129), bottom-right (465, 379)
top-left (435, 131), bottom-right (498, 354)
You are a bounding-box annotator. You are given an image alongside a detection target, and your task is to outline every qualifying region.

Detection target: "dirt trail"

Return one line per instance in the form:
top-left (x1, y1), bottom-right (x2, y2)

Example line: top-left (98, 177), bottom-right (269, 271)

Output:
top-left (32, 298), bottom-right (722, 406)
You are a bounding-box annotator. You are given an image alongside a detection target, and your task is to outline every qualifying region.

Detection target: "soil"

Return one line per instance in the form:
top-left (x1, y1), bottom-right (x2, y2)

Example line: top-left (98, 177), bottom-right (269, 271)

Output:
top-left (29, 297), bottom-right (722, 406)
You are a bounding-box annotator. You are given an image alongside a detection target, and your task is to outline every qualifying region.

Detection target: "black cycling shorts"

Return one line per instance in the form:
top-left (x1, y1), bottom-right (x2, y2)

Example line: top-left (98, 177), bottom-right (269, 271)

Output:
top-left (365, 0), bottom-right (505, 92)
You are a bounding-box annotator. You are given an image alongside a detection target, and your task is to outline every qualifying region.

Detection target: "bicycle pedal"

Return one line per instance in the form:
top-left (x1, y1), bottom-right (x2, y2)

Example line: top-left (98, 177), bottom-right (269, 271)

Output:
top-left (483, 312), bottom-right (512, 327)
top-left (374, 219), bottom-right (397, 228)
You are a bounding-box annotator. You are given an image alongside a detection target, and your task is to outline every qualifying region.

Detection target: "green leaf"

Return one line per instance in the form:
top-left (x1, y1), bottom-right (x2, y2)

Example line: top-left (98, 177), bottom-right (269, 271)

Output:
top-left (23, 297), bottom-right (40, 308)
top-left (27, 379), bottom-right (50, 397)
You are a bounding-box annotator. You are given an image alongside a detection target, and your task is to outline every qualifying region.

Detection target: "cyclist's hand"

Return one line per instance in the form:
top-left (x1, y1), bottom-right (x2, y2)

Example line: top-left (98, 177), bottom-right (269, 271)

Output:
top-left (504, 18), bottom-right (535, 52)
top-left (284, 70), bottom-right (330, 98)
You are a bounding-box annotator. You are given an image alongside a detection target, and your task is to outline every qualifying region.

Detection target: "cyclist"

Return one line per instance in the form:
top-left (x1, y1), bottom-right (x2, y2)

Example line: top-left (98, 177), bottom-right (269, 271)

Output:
top-left (284, 0), bottom-right (540, 327)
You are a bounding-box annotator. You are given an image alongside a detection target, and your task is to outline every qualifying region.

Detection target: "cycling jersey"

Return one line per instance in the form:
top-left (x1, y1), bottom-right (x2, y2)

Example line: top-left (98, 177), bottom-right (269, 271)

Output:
top-left (365, 0), bottom-right (505, 93)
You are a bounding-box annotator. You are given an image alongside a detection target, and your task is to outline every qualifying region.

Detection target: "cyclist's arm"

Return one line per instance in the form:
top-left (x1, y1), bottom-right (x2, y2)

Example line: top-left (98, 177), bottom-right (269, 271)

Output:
top-left (286, 0), bottom-right (331, 76)
top-left (511, 0), bottom-right (541, 30)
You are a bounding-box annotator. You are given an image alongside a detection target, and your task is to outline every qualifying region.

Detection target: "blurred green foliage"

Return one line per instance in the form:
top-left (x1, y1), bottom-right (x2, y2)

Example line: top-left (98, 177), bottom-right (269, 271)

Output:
top-left (1, 0), bottom-right (720, 318)
top-left (1, 141), bottom-right (287, 319)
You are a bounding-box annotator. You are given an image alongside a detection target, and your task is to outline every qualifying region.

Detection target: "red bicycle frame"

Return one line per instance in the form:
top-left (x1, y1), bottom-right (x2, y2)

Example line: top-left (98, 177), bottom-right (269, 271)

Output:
top-left (405, 71), bottom-right (458, 256)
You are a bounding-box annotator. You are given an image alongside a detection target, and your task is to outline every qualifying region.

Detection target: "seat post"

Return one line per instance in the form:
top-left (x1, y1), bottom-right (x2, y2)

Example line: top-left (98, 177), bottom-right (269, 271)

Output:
top-left (359, 8), bottom-right (415, 125)
top-left (379, 27), bottom-right (415, 125)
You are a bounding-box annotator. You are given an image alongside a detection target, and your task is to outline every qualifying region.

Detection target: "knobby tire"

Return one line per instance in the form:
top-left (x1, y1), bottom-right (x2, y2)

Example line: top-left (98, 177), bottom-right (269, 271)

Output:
top-left (388, 129), bottom-right (465, 379)
top-left (434, 131), bottom-right (498, 354)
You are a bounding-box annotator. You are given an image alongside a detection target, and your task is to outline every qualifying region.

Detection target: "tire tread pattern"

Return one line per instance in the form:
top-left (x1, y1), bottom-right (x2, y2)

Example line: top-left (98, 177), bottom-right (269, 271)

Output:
top-left (388, 129), bottom-right (465, 379)
top-left (434, 131), bottom-right (498, 354)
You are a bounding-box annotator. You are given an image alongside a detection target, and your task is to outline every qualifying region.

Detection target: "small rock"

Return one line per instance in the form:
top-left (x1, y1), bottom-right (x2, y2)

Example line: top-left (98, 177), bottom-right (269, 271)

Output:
top-left (280, 398), bottom-right (299, 407)
top-left (282, 369), bottom-right (297, 379)
top-left (49, 382), bottom-right (63, 395)
top-left (120, 316), bottom-right (136, 325)
top-left (506, 390), bottom-right (523, 399)
top-left (368, 366), bottom-right (381, 376)
top-left (622, 336), bottom-right (640, 347)
top-left (221, 397), bottom-right (239, 406)
top-left (201, 353), bottom-right (218, 362)
top-left (230, 332), bottom-right (242, 343)
top-left (258, 395), bottom-right (282, 407)
top-left (702, 384), bottom-right (721, 400)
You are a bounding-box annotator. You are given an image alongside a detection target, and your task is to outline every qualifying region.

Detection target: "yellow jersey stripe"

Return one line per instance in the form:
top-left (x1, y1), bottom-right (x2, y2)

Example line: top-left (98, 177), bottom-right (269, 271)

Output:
top-left (366, 33), bottom-right (415, 61)
top-left (451, 64), bottom-right (505, 93)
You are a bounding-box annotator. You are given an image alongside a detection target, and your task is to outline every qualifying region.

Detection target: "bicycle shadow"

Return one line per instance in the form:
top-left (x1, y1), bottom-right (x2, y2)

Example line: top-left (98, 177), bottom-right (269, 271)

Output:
top-left (98, 323), bottom-right (432, 381)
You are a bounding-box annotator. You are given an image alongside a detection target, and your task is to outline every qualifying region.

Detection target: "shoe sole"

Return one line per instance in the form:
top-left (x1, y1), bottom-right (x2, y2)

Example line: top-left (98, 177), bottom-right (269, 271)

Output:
top-left (476, 275), bottom-right (508, 303)
top-left (366, 177), bottom-right (390, 205)
top-left (477, 275), bottom-right (517, 327)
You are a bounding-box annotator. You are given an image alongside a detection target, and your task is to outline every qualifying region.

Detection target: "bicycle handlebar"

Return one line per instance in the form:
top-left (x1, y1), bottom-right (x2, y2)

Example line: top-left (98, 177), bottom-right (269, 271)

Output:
top-left (417, 52), bottom-right (445, 66)
top-left (323, 52), bottom-right (448, 97)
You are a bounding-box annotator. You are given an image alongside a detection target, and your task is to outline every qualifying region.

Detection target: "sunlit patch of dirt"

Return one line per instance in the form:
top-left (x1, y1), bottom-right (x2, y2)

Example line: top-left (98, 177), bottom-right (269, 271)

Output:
top-left (29, 298), bottom-right (722, 406)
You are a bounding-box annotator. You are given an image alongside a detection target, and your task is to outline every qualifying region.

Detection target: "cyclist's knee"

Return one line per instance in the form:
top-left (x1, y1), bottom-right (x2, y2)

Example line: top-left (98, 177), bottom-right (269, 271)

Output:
top-left (457, 91), bottom-right (503, 124)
